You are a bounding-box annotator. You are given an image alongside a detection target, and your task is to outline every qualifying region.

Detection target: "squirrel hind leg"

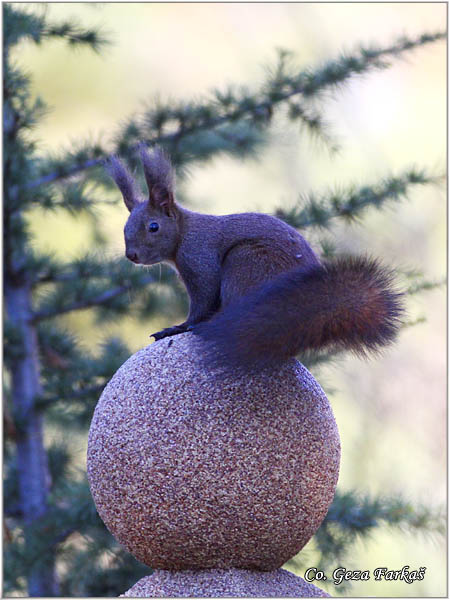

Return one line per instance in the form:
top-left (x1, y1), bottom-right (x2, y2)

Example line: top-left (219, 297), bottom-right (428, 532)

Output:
top-left (200, 244), bottom-right (319, 372)
top-left (220, 241), bottom-right (303, 307)
top-left (196, 255), bottom-right (405, 372)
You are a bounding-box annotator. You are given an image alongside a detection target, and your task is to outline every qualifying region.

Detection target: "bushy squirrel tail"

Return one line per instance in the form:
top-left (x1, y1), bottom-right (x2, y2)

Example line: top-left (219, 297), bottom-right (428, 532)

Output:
top-left (194, 256), bottom-right (404, 370)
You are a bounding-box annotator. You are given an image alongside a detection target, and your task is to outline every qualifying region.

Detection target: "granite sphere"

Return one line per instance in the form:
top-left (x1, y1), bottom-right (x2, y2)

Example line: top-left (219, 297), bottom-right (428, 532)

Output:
top-left (87, 333), bottom-right (340, 571)
top-left (121, 568), bottom-right (330, 598)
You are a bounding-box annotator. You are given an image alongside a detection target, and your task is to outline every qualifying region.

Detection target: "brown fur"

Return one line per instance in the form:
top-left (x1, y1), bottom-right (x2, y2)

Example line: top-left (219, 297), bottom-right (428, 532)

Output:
top-left (107, 145), bottom-right (404, 370)
top-left (196, 256), bottom-right (403, 370)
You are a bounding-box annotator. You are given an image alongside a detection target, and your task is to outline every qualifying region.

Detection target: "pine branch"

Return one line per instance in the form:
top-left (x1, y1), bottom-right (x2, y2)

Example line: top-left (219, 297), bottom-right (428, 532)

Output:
top-left (3, 4), bottom-right (109, 52)
top-left (35, 329), bottom-right (131, 426)
top-left (275, 169), bottom-right (443, 229)
top-left (32, 253), bottom-right (121, 285)
top-left (31, 252), bottom-right (181, 320)
top-left (299, 490), bottom-right (445, 574)
top-left (25, 31), bottom-right (445, 190)
top-left (287, 100), bottom-right (339, 152)
top-left (42, 22), bottom-right (109, 52)
top-left (39, 180), bottom-right (117, 214)
top-left (38, 384), bottom-right (107, 411)
top-left (5, 481), bottom-right (103, 592)
top-left (401, 316), bottom-right (427, 330)
top-left (32, 276), bottom-right (154, 322)
top-left (405, 277), bottom-right (446, 296)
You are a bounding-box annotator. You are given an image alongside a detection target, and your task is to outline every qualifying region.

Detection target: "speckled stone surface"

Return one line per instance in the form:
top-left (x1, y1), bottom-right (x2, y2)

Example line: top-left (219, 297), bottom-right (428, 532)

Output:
top-left (87, 333), bottom-right (340, 571)
top-left (121, 568), bottom-right (330, 597)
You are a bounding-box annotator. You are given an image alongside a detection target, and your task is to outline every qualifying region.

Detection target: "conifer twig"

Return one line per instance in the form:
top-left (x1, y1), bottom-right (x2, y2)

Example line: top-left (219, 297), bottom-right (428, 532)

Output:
top-left (25, 31), bottom-right (445, 191)
top-left (276, 170), bottom-right (443, 229)
top-left (32, 275), bottom-right (156, 322)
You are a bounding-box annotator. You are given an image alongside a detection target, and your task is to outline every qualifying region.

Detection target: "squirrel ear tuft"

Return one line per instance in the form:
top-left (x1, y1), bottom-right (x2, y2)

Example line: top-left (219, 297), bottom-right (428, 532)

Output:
top-left (139, 144), bottom-right (176, 216)
top-left (105, 156), bottom-right (140, 212)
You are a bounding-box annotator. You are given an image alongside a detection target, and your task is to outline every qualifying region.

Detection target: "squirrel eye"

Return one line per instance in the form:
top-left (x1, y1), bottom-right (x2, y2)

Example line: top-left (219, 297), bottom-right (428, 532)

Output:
top-left (148, 221), bottom-right (159, 233)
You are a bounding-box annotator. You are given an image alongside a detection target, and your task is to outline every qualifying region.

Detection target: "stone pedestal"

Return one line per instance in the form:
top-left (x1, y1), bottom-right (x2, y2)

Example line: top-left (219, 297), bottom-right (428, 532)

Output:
top-left (87, 333), bottom-right (340, 596)
top-left (121, 568), bottom-right (329, 597)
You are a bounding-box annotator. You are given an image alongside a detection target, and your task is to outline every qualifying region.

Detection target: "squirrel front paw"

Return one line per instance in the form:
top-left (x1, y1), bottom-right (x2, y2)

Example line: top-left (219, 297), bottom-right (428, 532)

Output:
top-left (151, 323), bottom-right (194, 341)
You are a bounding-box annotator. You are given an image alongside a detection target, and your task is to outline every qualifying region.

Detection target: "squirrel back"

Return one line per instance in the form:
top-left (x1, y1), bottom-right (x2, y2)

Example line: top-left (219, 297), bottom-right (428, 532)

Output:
top-left (107, 145), bottom-right (404, 371)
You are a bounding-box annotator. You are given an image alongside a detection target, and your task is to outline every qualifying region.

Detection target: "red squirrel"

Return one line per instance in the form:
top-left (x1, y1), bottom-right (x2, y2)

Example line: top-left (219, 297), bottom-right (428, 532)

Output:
top-left (107, 145), bottom-right (403, 370)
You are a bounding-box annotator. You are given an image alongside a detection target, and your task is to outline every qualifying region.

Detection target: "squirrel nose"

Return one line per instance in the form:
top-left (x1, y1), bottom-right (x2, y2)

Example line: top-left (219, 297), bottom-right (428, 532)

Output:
top-left (126, 250), bottom-right (139, 263)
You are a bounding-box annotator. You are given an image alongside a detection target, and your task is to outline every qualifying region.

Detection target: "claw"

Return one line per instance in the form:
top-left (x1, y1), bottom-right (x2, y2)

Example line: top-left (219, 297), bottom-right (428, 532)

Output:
top-left (150, 331), bottom-right (164, 341)
top-left (150, 324), bottom-right (189, 341)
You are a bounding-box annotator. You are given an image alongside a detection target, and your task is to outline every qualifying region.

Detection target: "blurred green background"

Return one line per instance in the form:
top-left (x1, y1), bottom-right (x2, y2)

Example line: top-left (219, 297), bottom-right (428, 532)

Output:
top-left (12, 3), bottom-right (446, 596)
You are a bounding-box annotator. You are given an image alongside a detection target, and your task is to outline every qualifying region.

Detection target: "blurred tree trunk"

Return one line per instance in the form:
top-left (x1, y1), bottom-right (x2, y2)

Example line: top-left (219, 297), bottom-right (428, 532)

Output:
top-left (4, 281), bottom-right (58, 596)
top-left (4, 78), bottom-right (58, 593)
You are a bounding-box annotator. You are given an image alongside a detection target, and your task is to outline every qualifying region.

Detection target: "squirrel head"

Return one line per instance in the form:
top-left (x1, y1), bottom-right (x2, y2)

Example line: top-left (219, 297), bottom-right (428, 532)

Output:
top-left (107, 145), bottom-right (180, 265)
